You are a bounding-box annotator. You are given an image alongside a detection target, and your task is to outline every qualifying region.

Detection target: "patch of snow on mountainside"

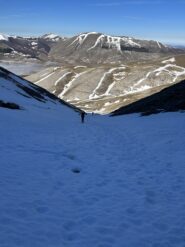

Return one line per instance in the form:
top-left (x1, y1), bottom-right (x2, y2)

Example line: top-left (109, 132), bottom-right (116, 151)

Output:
top-left (0, 33), bottom-right (9, 41)
top-left (31, 42), bottom-right (38, 46)
top-left (125, 85), bottom-right (152, 95)
top-left (54, 72), bottom-right (71, 86)
top-left (59, 71), bottom-right (88, 97)
top-left (41, 34), bottom-right (63, 41)
top-left (74, 66), bottom-right (87, 69)
top-left (88, 34), bottom-right (105, 51)
top-left (154, 64), bottom-right (185, 82)
top-left (157, 41), bottom-right (162, 48)
top-left (88, 34), bottom-right (141, 53)
top-left (89, 67), bottom-right (126, 99)
top-left (68, 32), bottom-right (141, 53)
top-left (35, 71), bottom-right (56, 84)
top-left (134, 71), bottom-right (153, 87)
top-left (162, 57), bottom-right (176, 64)
top-left (104, 81), bottom-right (117, 96)
top-left (68, 32), bottom-right (98, 47)
top-left (134, 64), bottom-right (185, 89)
top-left (89, 68), bottom-right (118, 99)
top-left (45, 34), bottom-right (59, 39)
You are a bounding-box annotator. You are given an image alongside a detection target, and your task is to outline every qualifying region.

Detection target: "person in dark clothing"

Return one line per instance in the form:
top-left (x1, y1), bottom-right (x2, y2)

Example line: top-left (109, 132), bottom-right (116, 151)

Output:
top-left (81, 112), bottom-right (85, 123)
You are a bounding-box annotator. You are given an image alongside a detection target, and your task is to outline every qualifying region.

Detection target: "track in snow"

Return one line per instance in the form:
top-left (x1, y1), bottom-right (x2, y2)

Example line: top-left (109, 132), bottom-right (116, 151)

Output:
top-left (1, 108), bottom-right (185, 247)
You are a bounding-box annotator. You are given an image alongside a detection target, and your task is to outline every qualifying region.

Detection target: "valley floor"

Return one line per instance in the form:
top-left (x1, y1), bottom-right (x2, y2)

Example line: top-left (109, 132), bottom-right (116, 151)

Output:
top-left (1, 108), bottom-right (185, 247)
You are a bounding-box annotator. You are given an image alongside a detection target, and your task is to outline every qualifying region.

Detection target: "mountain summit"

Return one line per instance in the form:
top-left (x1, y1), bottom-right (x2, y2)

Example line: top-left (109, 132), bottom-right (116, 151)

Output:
top-left (49, 32), bottom-right (179, 64)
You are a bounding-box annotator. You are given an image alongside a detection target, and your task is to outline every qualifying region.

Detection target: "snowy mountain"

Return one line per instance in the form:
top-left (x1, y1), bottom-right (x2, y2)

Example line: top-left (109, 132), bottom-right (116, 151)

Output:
top-left (41, 33), bottom-right (66, 42)
top-left (0, 32), bottom-right (184, 63)
top-left (1, 66), bottom-right (185, 246)
top-left (49, 32), bottom-right (181, 64)
top-left (0, 33), bottom-right (64, 60)
top-left (0, 33), bottom-right (9, 41)
top-left (0, 66), bottom-right (80, 115)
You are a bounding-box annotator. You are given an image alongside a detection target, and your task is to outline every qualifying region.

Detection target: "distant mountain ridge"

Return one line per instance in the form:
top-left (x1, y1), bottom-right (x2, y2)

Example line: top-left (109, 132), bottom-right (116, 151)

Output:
top-left (49, 32), bottom-right (179, 64)
top-left (0, 32), bottom-right (184, 64)
top-left (0, 33), bottom-right (65, 60)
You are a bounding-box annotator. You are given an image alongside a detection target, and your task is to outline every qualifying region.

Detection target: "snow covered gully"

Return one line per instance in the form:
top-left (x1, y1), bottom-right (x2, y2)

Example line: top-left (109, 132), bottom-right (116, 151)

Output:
top-left (1, 67), bottom-right (185, 246)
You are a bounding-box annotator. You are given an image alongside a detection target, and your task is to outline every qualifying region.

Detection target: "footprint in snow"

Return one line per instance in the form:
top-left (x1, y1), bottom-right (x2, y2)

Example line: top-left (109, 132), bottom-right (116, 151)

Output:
top-left (71, 167), bottom-right (81, 174)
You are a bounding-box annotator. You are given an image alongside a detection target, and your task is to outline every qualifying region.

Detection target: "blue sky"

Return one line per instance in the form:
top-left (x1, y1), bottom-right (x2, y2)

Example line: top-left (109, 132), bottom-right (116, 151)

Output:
top-left (0, 0), bottom-right (185, 44)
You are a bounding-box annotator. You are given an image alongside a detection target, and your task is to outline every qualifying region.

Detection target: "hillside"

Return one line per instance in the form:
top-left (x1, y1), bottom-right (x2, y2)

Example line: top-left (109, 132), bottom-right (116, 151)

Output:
top-left (1, 69), bottom-right (185, 246)
top-left (26, 54), bottom-right (185, 114)
top-left (112, 79), bottom-right (185, 116)
top-left (0, 66), bottom-right (80, 115)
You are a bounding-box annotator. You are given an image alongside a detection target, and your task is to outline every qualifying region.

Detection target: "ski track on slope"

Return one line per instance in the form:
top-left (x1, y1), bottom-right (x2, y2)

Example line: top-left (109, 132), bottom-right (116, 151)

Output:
top-left (1, 109), bottom-right (185, 247)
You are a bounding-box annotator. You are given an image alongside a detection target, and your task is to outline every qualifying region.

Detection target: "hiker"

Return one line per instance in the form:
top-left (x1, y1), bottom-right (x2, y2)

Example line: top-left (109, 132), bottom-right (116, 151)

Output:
top-left (81, 112), bottom-right (85, 123)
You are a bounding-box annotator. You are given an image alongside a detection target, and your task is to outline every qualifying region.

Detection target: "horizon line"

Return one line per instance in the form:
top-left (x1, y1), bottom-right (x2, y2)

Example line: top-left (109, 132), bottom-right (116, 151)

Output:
top-left (1, 31), bottom-right (185, 46)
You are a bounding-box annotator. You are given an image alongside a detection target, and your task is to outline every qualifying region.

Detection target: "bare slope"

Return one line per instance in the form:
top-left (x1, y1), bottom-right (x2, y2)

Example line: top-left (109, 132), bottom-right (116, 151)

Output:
top-left (111, 79), bottom-right (185, 116)
top-left (26, 55), bottom-right (185, 114)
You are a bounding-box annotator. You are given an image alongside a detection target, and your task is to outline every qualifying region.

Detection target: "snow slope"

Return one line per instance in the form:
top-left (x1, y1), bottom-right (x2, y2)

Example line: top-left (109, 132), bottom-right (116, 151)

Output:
top-left (0, 66), bottom-right (79, 116)
top-left (40, 34), bottom-right (64, 42)
top-left (1, 75), bottom-right (185, 247)
top-left (0, 34), bottom-right (9, 41)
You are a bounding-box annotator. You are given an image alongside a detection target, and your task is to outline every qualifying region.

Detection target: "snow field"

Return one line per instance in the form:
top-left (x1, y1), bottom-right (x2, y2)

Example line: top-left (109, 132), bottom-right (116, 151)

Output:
top-left (1, 107), bottom-right (185, 246)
